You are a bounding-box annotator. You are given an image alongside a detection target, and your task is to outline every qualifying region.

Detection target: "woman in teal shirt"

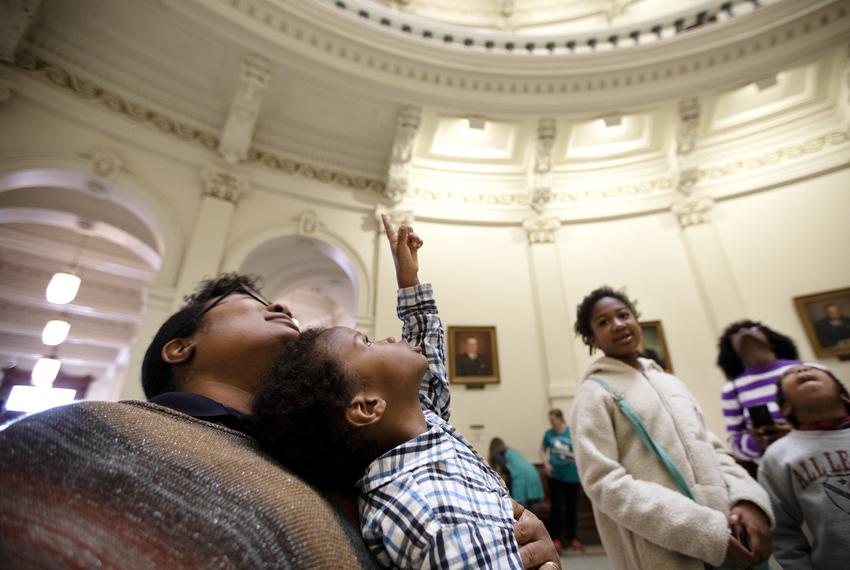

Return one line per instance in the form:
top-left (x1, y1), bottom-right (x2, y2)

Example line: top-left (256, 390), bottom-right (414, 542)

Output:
top-left (541, 408), bottom-right (583, 552)
top-left (488, 438), bottom-right (544, 507)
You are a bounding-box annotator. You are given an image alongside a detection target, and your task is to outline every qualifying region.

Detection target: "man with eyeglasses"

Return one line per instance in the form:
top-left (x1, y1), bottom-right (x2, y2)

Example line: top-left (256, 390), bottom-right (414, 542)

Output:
top-left (141, 274), bottom-right (299, 434)
top-left (136, 216), bottom-right (560, 570)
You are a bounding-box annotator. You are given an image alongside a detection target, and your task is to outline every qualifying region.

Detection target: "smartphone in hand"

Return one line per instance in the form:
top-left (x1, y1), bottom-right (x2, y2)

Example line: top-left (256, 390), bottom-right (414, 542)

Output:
top-left (731, 522), bottom-right (751, 551)
top-left (747, 404), bottom-right (775, 428)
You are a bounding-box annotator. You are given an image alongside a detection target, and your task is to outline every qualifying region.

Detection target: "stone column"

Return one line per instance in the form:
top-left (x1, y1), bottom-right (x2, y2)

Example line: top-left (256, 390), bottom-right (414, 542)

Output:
top-left (118, 284), bottom-right (176, 401)
top-left (672, 196), bottom-right (746, 334)
top-left (373, 208), bottom-right (414, 338)
top-left (522, 217), bottom-right (579, 405)
top-left (171, 164), bottom-right (248, 307)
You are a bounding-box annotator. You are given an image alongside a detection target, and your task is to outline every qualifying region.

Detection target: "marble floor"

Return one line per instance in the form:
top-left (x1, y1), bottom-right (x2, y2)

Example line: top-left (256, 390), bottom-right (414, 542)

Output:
top-left (559, 545), bottom-right (611, 570)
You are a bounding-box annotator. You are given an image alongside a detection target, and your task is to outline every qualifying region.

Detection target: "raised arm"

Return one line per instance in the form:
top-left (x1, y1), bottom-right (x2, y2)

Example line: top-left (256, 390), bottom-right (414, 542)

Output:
top-left (382, 214), bottom-right (450, 420)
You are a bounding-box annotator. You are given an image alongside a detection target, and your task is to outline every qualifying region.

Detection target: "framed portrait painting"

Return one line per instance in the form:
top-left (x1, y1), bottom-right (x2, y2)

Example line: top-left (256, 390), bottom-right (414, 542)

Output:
top-left (639, 320), bottom-right (673, 373)
top-left (794, 287), bottom-right (850, 358)
top-left (448, 326), bottom-right (500, 385)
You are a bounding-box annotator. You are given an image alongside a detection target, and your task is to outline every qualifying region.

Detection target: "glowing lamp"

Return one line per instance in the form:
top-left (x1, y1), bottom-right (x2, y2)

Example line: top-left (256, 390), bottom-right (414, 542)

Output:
top-left (46, 272), bottom-right (81, 304)
top-left (31, 357), bottom-right (61, 387)
top-left (42, 320), bottom-right (71, 346)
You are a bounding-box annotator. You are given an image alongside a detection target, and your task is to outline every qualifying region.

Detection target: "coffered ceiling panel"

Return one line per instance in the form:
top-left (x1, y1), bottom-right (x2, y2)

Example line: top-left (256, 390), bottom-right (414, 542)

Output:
top-left (564, 113), bottom-right (657, 161)
top-left (708, 61), bottom-right (824, 134)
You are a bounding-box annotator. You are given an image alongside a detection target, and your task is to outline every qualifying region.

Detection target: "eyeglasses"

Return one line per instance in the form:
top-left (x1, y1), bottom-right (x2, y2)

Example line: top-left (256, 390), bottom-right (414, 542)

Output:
top-left (201, 282), bottom-right (272, 315)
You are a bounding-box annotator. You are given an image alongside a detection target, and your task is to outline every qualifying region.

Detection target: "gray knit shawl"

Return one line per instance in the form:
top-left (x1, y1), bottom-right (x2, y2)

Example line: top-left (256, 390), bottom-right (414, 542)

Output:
top-left (0, 401), bottom-right (377, 569)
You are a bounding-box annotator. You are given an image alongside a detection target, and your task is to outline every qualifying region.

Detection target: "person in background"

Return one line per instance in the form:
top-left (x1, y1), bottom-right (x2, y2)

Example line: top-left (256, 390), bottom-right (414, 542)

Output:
top-left (717, 320), bottom-right (807, 463)
top-left (540, 408), bottom-right (583, 553)
top-left (572, 286), bottom-right (774, 570)
top-left (489, 437), bottom-right (545, 508)
top-left (758, 364), bottom-right (850, 570)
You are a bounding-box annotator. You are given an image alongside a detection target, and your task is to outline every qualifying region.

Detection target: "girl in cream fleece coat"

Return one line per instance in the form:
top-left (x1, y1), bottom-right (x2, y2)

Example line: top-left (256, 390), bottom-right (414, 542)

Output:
top-left (570, 287), bottom-right (775, 570)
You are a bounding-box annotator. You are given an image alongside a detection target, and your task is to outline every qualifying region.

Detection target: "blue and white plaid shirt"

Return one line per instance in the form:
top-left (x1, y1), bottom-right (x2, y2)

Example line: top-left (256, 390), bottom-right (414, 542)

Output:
top-left (356, 284), bottom-right (522, 569)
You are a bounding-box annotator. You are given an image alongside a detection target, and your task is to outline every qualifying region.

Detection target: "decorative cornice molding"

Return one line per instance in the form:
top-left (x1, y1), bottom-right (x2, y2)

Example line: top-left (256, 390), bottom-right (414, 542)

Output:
top-left (200, 164), bottom-right (249, 204)
top-left (10, 50), bottom-right (387, 194)
top-left (672, 195), bottom-right (714, 228)
top-left (523, 217), bottom-right (561, 244)
top-left (199, 0), bottom-right (849, 109)
top-left (698, 127), bottom-right (850, 181)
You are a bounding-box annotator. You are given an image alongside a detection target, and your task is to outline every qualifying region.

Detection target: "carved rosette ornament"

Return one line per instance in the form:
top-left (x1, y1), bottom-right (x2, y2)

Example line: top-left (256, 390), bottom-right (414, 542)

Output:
top-left (218, 54), bottom-right (272, 164)
top-left (88, 149), bottom-right (125, 179)
top-left (200, 164), bottom-right (249, 204)
top-left (672, 195), bottom-right (714, 228)
top-left (385, 105), bottom-right (422, 204)
top-left (295, 210), bottom-right (322, 236)
top-left (522, 217), bottom-right (561, 244)
top-left (530, 117), bottom-right (557, 213)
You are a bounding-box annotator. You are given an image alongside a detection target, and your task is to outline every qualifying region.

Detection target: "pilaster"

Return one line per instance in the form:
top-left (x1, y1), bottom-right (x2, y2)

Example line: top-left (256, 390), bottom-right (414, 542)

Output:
top-left (523, 217), bottom-right (579, 402)
top-left (119, 284), bottom-right (176, 401)
top-left (171, 164), bottom-right (248, 307)
top-left (673, 196), bottom-right (746, 334)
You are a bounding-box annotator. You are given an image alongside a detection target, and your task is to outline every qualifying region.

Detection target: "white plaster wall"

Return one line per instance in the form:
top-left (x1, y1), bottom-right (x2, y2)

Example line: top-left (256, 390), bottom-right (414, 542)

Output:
top-left (713, 167), bottom-right (850, 381)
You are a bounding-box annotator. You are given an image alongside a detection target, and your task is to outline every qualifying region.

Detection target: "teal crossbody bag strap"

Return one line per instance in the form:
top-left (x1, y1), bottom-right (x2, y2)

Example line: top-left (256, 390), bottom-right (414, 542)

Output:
top-left (589, 377), bottom-right (768, 570)
top-left (589, 377), bottom-right (695, 499)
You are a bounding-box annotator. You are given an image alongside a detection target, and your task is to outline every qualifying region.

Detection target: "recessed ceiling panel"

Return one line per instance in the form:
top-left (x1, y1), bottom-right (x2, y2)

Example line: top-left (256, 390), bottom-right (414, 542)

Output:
top-left (565, 114), bottom-right (653, 160)
top-left (429, 117), bottom-right (518, 161)
top-left (709, 63), bottom-right (821, 132)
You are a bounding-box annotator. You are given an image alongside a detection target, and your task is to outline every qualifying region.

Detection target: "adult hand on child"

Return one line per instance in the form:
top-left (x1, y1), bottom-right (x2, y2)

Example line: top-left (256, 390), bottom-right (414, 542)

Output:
top-left (730, 501), bottom-right (772, 564)
top-left (381, 213), bottom-right (422, 289)
top-left (512, 500), bottom-right (561, 569)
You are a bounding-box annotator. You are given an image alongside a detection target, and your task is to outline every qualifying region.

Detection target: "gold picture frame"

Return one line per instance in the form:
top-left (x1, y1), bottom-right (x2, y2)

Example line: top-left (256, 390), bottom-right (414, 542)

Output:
top-left (448, 326), bottom-right (500, 385)
top-left (639, 320), bottom-right (674, 373)
top-left (794, 287), bottom-right (850, 358)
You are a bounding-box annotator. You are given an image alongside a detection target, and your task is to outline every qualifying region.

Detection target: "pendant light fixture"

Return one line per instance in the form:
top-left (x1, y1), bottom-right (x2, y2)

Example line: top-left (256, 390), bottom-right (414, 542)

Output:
top-left (31, 354), bottom-right (61, 388)
top-left (45, 222), bottom-right (92, 305)
top-left (41, 319), bottom-right (71, 346)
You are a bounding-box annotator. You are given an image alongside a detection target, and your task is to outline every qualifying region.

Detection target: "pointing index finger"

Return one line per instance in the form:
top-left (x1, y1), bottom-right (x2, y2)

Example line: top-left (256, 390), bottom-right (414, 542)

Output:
top-left (380, 213), bottom-right (397, 243)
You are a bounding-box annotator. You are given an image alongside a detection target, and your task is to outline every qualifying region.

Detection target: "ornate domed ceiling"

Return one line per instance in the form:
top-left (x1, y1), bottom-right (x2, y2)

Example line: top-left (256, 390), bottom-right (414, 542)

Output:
top-left (0, 0), bottom-right (847, 404)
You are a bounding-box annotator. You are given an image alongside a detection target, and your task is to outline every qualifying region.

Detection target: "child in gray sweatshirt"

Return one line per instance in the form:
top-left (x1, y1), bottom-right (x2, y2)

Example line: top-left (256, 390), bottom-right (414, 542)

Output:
top-left (758, 364), bottom-right (850, 569)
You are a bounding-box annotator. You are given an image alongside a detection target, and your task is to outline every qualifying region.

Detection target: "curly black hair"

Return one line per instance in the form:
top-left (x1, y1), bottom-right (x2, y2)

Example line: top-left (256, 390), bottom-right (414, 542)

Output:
top-left (776, 367), bottom-right (850, 427)
top-left (252, 328), bottom-right (374, 491)
top-left (715, 320), bottom-right (799, 380)
top-left (574, 286), bottom-right (640, 354)
top-left (141, 273), bottom-right (262, 398)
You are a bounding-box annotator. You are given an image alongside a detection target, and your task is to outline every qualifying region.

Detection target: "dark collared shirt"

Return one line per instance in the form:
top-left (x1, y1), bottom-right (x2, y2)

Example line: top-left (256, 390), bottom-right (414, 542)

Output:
top-left (149, 392), bottom-right (253, 435)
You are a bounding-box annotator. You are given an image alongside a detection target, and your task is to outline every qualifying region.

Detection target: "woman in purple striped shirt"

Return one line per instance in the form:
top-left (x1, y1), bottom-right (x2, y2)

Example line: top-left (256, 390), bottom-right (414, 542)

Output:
top-left (717, 320), bottom-right (801, 462)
